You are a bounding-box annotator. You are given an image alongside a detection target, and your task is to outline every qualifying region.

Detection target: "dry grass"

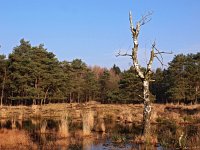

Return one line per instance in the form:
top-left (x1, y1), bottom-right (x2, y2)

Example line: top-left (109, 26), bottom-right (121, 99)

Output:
top-left (94, 112), bottom-right (106, 132)
top-left (0, 129), bottom-right (37, 149)
top-left (58, 114), bottom-right (69, 138)
top-left (1, 103), bottom-right (200, 125)
top-left (1, 103), bottom-right (200, 149)
top-left (82, 110), bottom-right (94, 136)
top-left (40, 120), bottom-right (47, 133)
top-left (134, 134), bottom-right (158, 145)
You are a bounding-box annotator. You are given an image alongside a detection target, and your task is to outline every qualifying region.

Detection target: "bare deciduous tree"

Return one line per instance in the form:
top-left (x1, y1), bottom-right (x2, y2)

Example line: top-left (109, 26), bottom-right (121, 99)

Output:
top-left (117, 11), bottom-right (171, 138)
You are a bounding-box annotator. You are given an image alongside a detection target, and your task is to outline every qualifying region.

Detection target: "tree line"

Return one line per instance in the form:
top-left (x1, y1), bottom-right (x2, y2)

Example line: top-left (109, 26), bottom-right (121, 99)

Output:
top-left (0, 39), bottom-right (199, 106)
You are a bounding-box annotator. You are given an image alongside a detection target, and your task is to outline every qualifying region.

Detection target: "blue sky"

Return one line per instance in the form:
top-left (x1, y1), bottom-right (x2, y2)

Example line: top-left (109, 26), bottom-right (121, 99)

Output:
top-left (0, 0), bottom-right (200, 70)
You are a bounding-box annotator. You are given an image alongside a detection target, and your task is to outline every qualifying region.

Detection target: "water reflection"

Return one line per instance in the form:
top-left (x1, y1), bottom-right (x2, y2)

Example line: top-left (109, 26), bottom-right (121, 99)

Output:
top-left (0, 115), bottom-right (200, 149)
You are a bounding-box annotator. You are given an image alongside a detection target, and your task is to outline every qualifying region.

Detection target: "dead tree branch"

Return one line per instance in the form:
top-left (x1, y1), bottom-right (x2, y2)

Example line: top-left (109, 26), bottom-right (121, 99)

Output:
top-left (139, 11), bottom-right (153, 27)
top-left (153, 43), bottom-right (173, 67)
top-left (121, 10), bottom-right (173, 138)
top-left (129, 11), bottom-right (145, 79)
top-left (138, 94), bottom-right (145, 101)
top-left (116, 50), bottom-right (132, 57)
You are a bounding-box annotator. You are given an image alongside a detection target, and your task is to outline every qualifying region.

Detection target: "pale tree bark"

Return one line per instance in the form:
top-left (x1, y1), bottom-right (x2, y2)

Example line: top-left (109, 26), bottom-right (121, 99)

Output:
top-left (142, 80), bottom-right (151, 136)
top-left (33, 78), bottom-right (38, 105)
top-left (69, 92), bottom-right (72, 103)
top-left (117, 11), bottom-right (171, 138)
top-left (41, 87), bottom-right (49, 105)
top-left (129, 11), bottom-right (154, 137)
top-left (128, 12), bottom-right (172, 137)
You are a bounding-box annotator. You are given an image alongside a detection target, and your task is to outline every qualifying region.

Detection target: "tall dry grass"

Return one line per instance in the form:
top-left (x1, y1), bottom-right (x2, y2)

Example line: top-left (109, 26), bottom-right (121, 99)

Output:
top-left (94, 112), bottom-right (105, 132)
top-left (40, 119), bottom-right (47, 133)
top-left (0, 129), bottom-right (37, 149)
top-left (82, 110), bottom-right (94, 136)
top-left (58, 114), bottom-right (69, 138)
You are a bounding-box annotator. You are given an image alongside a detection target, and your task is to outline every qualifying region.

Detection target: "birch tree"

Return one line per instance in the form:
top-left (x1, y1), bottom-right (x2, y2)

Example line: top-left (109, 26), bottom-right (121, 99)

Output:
top-left (118, 11), bottom-right (171, 138)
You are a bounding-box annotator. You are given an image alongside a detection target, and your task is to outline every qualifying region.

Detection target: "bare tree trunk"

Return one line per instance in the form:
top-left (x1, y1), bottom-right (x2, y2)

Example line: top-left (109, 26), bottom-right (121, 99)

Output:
top-left (78, 93), bottom-right (80, 103)
top-left (117, 11), bottom-right (169, 140)
top-left (121, 12), bottom-right (155, 139)
top-left (33, 78), bottom-right (38, 105)
top-left (195, 85), bottom-right (199, 104)
top-left (69, 92), bottom-right (72, 103)
top-left (1, 69), bottom-right (6, 107)
top-left (128, 12), bottom-right (153, 138)
top-left (41, 88), bottom-right (49, 105)
top-left (142, 80), bottom-right (152, 135)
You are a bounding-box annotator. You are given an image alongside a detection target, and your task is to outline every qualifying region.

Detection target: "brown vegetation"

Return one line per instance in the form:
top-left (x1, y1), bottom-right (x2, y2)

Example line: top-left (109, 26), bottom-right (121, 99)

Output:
top-left (58, 114), bottom-right (69, 138)
top-left (0, 129), bottom-right (37, 149)
top-left (1, 103), bottom-right (200, 125)
top-left (1, 103), bottom-right (200, 149)
top-left (82, 110), bottom-right (94, 136)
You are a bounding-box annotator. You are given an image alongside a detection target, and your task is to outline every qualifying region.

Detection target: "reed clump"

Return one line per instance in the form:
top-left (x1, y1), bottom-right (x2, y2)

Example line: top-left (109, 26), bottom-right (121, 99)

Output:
top-left (58, 113), bottom-right (69, 138)
top-left (0, 129), bottom-right (37, 149)
top-left (82, 110), bottom-right (94, 136)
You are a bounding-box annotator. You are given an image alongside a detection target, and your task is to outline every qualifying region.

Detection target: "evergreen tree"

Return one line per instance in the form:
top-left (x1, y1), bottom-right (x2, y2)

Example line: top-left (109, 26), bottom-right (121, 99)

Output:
top-left (166, 53), bottom-right (200, 104)
top-left (184, 53), bottom-right (200, 103)
top-left (99, 69), bottom-right (110, 103)
top-left (119, 67), bottom-right (143, 103)
top-left (83, 70), bottom-right (99, 102)
top-left (8, 39), bottom-right (64, 105)
top-left (0, 55), bottom-right (7, 106)
top-left (167, 54), bottom-right (187, 104)
top-left (70, 59), bottom-right (87, 103)
top-left (151, 68), bottom-right (169, 103)
top-left (111, 64), bottom-right (121, 75)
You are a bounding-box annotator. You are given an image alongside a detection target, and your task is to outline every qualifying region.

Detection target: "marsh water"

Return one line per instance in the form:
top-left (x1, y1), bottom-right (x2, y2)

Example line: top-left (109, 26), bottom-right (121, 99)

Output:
top-left (0, 117), bottom-right (143, 149)
top-left (0, 116), bottom-right (200, 150)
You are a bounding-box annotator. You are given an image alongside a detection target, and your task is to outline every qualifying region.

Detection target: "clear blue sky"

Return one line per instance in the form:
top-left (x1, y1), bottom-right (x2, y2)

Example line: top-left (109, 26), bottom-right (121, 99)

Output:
top-left (0, 0), bottom-right (200, 70)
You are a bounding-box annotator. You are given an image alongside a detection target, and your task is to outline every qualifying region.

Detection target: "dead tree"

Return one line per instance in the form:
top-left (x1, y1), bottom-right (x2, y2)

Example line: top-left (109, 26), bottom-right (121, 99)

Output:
top-left (117, 11), bottom-right (171, 138)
